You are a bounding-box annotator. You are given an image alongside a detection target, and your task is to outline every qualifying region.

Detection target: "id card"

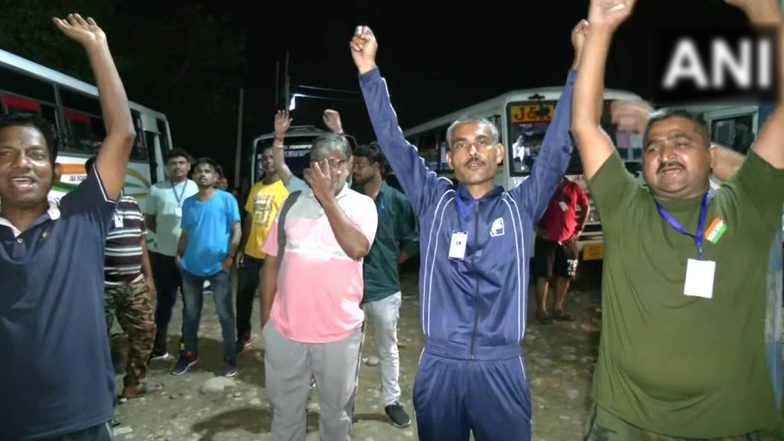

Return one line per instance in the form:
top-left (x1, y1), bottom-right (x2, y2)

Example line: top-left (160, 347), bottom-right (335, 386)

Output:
top-left (559, 201), bottom-right (568, 211)
top-left (683, 258), bottom-right (716, 299)
top-left (449, 232), bottom-right (468, 260)
top-left (175, 207), bottom-right (182, 218)
top-left (113, 214), bottom-right (123, 229)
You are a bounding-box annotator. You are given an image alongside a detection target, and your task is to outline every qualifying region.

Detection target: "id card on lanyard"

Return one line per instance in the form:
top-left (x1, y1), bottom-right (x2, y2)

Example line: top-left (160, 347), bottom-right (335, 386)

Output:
top-left (172, 181), bottom-right (187, 218)
top-left (450, 193), bottom-right (476, 261)
top-left (656, 191), bottom-right (715, 299)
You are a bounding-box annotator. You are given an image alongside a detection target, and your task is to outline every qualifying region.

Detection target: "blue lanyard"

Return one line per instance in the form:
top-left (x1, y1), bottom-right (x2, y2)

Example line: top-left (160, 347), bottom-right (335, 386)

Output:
top-left (171, 180), bottom-right (187, 207)
top-left (454, 191), bottom-right (477, 220)
top-left (655, 191), bottom-right (711, 259)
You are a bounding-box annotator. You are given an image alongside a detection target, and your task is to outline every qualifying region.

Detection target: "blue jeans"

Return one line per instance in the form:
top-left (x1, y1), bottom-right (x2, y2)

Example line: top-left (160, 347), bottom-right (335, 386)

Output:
top-left (181, 269), bottom-right (236, 360)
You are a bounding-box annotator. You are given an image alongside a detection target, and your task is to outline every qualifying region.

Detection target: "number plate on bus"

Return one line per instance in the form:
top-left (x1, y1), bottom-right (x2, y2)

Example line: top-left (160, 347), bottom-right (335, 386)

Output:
top-left (582, 243), bottom-right (604, 261)
top-left (510, 104), bottom-right (555, 123)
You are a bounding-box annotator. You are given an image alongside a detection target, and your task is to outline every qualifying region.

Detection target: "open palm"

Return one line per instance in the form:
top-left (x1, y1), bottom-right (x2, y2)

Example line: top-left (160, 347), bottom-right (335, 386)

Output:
top-left (53, 13), bottom-right (106, 47)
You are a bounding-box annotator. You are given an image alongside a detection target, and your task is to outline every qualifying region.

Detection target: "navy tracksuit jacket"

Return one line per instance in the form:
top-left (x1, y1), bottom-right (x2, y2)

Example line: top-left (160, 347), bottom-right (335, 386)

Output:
top-left (360, 68), bottom-right (574, 441)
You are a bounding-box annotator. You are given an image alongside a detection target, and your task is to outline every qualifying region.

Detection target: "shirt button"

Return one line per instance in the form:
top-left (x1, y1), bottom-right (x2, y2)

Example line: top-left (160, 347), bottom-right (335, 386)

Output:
top-left (16, 238), bottom-right (23, 243)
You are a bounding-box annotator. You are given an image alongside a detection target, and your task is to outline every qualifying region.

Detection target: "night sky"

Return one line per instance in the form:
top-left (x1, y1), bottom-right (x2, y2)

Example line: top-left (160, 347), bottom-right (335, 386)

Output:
top-left (221, 0), bottom-right (749, 143)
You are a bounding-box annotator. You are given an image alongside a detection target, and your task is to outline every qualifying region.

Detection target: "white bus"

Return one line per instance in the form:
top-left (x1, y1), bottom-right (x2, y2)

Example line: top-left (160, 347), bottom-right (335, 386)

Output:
top-left (402, 86), bottom-right (644, 261)
top-left (249, 125), bottom-right (332, 185)
top-left (0, 48), bottom-right (172, 202)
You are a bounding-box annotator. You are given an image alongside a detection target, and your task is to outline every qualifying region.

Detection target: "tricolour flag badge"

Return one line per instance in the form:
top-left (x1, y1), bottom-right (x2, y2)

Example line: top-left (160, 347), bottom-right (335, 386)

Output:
top-left (704, 217), bottom-right (727, 244)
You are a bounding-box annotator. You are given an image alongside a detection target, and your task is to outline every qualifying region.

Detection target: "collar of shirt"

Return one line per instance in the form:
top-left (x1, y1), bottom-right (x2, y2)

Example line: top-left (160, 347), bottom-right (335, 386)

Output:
top-left (0, 200), bottom-right (61, 238)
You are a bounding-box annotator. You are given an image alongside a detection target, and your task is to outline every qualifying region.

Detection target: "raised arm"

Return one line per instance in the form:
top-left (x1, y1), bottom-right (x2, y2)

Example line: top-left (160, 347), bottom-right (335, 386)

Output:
top-left (725, 0), bottom-right (784, 169)
top-left (571, 0), bottom-right (636, 181)
top-left (351, 26), bottom-right (444, 215)
top-left (53, 14), bottom-right (135, 199)
top-left (511, 20), bottom-right (586, 218)
top-left (272, 110), bottom-right (295, 186)
top-left (323, 109), bottom-right (345, 135)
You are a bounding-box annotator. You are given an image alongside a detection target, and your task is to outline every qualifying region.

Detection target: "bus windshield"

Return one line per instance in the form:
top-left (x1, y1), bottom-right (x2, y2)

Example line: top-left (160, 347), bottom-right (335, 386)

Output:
top-left (253, 136), bottom-right (317, 183)
top-left (507, 99), bottom-right (643, 177)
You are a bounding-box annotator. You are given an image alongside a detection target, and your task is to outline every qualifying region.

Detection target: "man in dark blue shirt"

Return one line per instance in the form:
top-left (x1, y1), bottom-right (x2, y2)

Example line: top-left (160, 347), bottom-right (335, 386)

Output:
top-left (0, 13), bottom-right (136, 441)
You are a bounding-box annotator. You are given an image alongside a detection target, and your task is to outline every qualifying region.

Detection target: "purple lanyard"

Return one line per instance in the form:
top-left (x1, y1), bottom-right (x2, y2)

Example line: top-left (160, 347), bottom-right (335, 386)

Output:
top-left (655, 191), bottom-right (711, 259)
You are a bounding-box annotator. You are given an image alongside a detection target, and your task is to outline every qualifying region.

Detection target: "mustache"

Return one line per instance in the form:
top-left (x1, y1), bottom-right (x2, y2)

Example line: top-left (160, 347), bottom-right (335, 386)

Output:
top-left (464, 156), bottom-right (485, 166)
top-left (657, 160), bottom-right (684, 174)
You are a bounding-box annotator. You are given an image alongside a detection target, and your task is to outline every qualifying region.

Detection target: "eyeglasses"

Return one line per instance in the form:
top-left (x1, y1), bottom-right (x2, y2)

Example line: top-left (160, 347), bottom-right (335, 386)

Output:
top-left (310, 158), bottom-right (348, 169)
top-left (451, 137), bottom-right (495, 151)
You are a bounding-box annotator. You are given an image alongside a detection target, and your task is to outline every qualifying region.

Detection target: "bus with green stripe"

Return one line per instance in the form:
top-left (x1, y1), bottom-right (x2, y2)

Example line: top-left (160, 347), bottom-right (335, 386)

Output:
top-left (0, 47), bottom-right (172, 203)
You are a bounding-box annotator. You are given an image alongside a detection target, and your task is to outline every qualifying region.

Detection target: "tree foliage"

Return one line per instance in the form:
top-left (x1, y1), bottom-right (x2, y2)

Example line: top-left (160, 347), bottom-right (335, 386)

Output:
top-left (0, 0), bottom-right (246, 175)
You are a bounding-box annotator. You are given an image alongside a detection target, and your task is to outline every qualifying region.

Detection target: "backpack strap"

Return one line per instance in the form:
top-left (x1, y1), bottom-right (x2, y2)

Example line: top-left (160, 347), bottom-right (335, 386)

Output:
top-left (276, 190), bottom-right (301, 264)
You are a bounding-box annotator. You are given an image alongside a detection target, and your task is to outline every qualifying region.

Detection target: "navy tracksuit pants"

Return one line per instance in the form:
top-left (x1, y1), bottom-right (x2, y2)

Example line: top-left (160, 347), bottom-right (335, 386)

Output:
top-left (413, 351), bottom-right (532, 441)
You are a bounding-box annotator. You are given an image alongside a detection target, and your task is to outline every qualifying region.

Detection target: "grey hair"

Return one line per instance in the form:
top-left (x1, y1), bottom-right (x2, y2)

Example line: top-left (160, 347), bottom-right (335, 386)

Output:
top-left (310, 133), bottom-right (352, 160)
top-left (445, 116), bottom-right (500, 149)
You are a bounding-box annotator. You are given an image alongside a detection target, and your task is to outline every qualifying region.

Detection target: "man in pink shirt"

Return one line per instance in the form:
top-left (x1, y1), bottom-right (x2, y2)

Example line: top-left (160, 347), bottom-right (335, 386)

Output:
top-left (533, 175), bottom-right (590, 324)
top-left (260, 133), bottom-right (378, 441)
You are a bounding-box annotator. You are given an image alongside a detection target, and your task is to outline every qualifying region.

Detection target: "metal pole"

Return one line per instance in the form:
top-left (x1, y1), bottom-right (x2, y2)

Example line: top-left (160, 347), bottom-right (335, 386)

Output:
top-left (233, 87), bottom-right (244, 188)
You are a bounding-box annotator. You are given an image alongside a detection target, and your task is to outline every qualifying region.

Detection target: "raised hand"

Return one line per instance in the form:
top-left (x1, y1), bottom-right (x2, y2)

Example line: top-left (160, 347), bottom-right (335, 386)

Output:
top-left (53, 13), bottom-right (107, 48)
top-left (350, 25), bottom-right (378, 74)
top-left (571, 19), bottom-right (589, 69)
top-left (305, 160), bottom-right (340, 204)
top-left (322, 109), bottom-right (344, 134)
top-left (588, 0), bottom-right (636, 31)
top-left (274, 110), bottom-right (293, 138)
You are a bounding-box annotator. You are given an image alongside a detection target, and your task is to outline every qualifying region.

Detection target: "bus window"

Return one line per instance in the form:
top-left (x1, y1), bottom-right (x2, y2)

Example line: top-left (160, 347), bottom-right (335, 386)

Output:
top-left (507, 101), bottom-right (555, 176)
top-left (59, 87), bottom-right (105, 154)
top-left (62, 108), bottom-right (105, 154)
top-left (254, 136), bottom-right (315, 183)
top-left (710, 114), bottom-right (756, 154)
top-left (0, 65), bottom-right (56, 104)
top-left (129, 110), bottom-right (148, 161)
top-left (157, 118), bottom-right (171, 154)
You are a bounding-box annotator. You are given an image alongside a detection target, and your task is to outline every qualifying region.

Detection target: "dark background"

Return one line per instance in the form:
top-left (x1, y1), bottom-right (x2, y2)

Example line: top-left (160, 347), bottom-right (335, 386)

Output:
top-left (0, 0), bottom-right (750, 186)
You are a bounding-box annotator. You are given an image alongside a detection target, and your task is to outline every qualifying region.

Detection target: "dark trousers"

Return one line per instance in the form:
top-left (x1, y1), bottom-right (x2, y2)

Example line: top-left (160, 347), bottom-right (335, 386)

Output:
top-left (40, 423), bottom-right (113, 441)
top-left (414, 352), bottom-right (532, 441)
top-left (150, 252), bottom-right (183, 353)
top-left (236, 255), bottom-right (264, 343)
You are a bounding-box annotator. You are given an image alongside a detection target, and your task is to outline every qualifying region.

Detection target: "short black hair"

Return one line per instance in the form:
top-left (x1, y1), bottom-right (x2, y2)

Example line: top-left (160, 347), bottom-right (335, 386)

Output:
top-left (643, 109), bottom-right (710, 149)
top-left (0, 113), bottom-right (59, 164)
top-left (165, 148), bottom-right (193, 164)
top-left (192, 156), bottom-right (219, 172)
top-left (353, 143), bottom-right (385, 169)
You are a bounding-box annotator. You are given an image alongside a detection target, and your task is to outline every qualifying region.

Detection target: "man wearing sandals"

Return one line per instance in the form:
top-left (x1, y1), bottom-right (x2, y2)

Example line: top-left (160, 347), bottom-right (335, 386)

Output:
top-left (85, 156), bottom-right (160, 401)
top-left (533, 175), bottom-right (590, 324)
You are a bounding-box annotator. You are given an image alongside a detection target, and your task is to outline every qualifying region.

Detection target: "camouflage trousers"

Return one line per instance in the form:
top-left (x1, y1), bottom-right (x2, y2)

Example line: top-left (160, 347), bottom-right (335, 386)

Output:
top-left (105, 275), bottom-right (155, 388)
top-left (584, 404), bottom-right (781, 441)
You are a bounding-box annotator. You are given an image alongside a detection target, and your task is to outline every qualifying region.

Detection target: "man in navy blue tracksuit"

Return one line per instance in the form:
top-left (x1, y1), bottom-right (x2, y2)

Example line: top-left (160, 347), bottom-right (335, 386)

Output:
top-left (350, 21), bottom-right (585, 441)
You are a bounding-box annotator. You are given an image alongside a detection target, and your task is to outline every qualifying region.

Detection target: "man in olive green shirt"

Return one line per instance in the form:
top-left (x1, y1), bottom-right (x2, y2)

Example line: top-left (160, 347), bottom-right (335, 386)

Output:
top-left (352, 143), bottom-right (418, 428)
top-left (572, 0), bottom-right (784, 439)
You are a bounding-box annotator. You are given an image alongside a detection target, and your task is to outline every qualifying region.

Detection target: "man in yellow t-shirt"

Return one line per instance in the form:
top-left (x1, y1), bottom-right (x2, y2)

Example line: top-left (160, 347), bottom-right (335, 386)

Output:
top-left (236, 145), bottom-right (288, 353)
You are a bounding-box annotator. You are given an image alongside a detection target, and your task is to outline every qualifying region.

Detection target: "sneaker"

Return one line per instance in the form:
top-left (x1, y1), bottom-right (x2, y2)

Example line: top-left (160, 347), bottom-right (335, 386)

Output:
top-left (171, 352), bottom-right (198, 375)
top-left (223, 357), bottom-right (238, 377)
top-left (385, 402), bottom-right (411, 428)
top-left (149, 349), bottom-right (171, 362)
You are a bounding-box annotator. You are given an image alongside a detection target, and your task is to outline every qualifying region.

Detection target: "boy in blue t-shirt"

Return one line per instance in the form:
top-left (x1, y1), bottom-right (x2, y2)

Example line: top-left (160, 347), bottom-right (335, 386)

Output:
top-left (171, 157), bottom-right (242, 377)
